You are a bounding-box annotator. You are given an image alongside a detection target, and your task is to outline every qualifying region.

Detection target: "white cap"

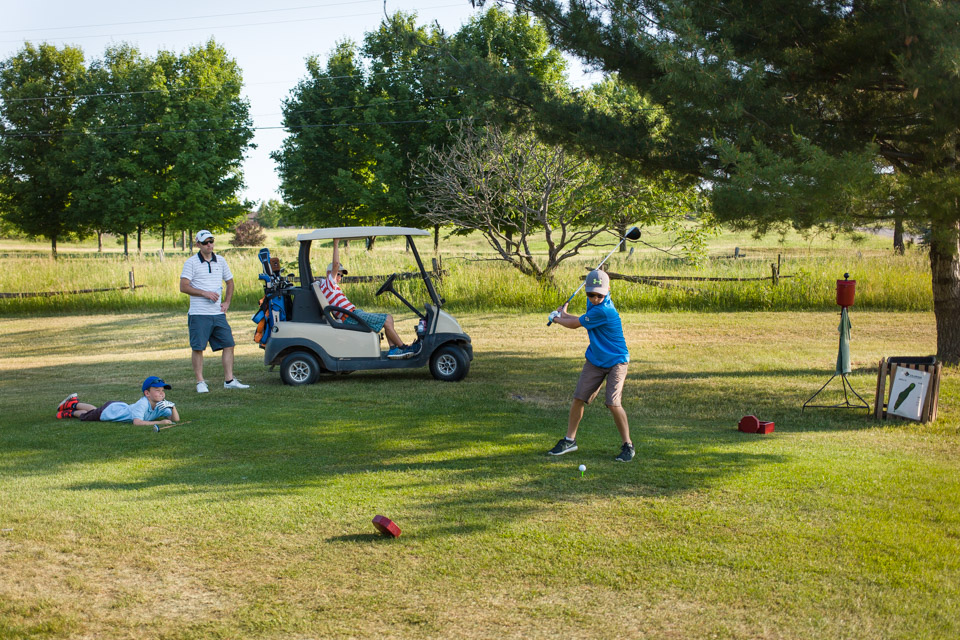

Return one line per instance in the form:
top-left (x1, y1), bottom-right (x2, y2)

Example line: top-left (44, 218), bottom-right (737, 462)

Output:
top-left (196, 230), bottom-right (214, 243)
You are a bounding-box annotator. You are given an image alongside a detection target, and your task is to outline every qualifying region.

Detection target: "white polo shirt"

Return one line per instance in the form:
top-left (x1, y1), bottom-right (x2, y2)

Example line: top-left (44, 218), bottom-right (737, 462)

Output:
top-left (181, 252), bottom-right (234, 315)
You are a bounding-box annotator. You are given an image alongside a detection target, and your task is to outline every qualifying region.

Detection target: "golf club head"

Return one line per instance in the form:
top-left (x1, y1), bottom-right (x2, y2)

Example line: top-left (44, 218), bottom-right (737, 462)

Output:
top-left (625, 226), bottom-right (642, 241)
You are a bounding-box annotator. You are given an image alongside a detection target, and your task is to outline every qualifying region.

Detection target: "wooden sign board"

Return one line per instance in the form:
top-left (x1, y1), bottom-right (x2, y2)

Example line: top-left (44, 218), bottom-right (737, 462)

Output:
top-left (874, 358), bottom-right (942, 423)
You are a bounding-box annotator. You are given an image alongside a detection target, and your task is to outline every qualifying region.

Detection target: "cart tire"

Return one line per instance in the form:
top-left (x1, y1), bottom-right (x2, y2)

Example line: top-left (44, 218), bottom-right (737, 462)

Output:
top-left (429, 345), bottom-right (469, 382)
top-left (280, 351), bottom-right (321, 386)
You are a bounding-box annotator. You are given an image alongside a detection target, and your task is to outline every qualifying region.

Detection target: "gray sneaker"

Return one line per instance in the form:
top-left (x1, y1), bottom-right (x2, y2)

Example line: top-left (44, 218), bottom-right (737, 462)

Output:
top-left (616, 442), bottom-right (635, 462)
top-left (547, 438), bottom-right (577, 456)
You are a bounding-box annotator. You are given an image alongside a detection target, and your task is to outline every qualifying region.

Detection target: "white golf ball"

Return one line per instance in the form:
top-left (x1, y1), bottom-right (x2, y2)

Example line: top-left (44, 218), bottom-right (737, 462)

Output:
top-left (579, 464), bottom-right (586, 472)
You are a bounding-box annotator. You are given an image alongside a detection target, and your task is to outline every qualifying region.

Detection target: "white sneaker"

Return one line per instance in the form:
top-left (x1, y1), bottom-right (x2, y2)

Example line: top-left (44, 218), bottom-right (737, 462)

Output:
top-left (224, 378), bottom-right (250, 389)
top-left (196, 381), bottom-right (209, 393)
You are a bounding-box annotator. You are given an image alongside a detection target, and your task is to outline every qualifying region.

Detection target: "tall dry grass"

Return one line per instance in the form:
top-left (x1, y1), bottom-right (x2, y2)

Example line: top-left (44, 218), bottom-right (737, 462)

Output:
top-left (0, 232), bottom-right (932, 315)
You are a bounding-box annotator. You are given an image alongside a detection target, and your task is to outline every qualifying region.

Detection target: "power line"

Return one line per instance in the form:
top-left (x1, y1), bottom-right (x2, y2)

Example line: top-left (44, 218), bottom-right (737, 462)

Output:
top-left (0, 2), bottom-right (379, 34)
top-left (1, 95), bottom-right (461, 134)
top-left (0, 68), bottom-right (426, 103)
top-left (0, 3), bottom-right (466, 45)
top-left (0, 117), bottom-right (467, 138)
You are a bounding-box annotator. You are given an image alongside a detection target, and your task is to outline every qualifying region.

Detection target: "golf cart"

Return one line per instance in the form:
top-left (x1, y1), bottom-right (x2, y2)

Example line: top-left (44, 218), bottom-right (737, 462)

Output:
top-left (255, 226), bottom-right (472, 385)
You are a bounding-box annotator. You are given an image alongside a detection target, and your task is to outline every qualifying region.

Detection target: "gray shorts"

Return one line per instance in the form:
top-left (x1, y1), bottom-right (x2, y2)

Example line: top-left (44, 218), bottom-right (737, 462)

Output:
top-left (188, 314), bottom-right (235, 351)
top-left (574, 361), bottom-right (629, 407)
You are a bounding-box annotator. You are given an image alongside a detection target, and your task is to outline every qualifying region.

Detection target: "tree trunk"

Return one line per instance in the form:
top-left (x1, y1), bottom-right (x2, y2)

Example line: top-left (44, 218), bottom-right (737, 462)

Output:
top-left (930, 218), bottom-right (960, 364)
top-left (123, 233), bottom-right (129, 257)
top-left (893, 218), bottom-right (905, 255)
top-left (51, 235), bottom-right (57, 260)
top-left (97, 231), bottom-right (103, 252)
top-left (137, 226), bottom-right (142, 253)
top-left (161, 223), bottom-right (166, 251)
top-left (434, 224), bottom-right (440, 252)
top-left (618, 222), bottom-right (628, 252)
top-left (180, 230), bottom-right (185, 250)
top-left (366, 236), bottom-right (377, 250)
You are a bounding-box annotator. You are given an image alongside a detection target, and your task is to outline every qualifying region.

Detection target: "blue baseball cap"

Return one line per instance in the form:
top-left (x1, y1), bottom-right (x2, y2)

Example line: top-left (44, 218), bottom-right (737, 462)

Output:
top-left (142, 376), bottom-right (172, 392)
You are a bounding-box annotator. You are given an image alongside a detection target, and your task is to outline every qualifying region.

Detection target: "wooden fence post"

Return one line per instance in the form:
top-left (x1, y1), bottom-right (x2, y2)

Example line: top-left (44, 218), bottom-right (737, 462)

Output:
top-left (129, 269), bottom-right (135, 291)
top-left (771, 263), bottom-right (779, 285)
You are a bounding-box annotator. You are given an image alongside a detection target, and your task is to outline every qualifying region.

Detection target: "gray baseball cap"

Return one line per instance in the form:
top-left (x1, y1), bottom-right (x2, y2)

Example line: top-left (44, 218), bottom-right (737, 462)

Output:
top-left (584, 269), bottom-right (610, 296)
top-left (326, 262), bottom-right (348, 275)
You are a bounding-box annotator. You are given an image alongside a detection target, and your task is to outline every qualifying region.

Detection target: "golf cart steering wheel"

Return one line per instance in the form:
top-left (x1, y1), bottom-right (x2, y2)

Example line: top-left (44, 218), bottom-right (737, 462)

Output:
top-left (376, 273), bottom-right (398, 297)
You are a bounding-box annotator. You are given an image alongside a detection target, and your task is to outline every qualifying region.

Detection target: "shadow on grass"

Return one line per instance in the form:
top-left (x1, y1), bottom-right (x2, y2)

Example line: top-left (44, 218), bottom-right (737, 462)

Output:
top-left (1, 349), bottom-right (885, 538)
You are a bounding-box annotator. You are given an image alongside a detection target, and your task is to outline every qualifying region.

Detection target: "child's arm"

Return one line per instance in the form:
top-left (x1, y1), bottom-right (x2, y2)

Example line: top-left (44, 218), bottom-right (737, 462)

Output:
top-left (553, 303), bottom-right (583, 329)
top-left (133, 417), bottom-right (173, 426)
top-left (170, 406), bottom-right (180, 422)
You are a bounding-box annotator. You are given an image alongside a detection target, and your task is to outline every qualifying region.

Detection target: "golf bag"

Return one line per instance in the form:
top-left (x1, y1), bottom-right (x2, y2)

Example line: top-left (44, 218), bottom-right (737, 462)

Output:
top-left (251, 247), bottom-right (287, 347)
top-left (252, 293), bottom-right (285, 347)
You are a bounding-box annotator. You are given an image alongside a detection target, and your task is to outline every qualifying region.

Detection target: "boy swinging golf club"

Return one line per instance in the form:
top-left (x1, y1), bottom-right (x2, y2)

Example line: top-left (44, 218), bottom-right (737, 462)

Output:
top-left (547, 268), bottom-right (634, 462)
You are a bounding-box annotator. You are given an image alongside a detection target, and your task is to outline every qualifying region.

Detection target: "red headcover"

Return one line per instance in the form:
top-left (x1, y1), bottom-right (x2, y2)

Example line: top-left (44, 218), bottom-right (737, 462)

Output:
top-left (372, 515), bottom-right (401, 538)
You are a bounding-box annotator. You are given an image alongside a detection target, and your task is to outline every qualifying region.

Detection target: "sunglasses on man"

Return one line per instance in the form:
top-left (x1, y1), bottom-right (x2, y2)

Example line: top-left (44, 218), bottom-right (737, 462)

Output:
top-left (201, 239), bottom-right (214, 245)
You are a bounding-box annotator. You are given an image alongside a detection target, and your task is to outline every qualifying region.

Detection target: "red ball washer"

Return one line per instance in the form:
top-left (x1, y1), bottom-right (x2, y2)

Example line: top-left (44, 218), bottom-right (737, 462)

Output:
top-left (372, 514), bottom-right (401, 538)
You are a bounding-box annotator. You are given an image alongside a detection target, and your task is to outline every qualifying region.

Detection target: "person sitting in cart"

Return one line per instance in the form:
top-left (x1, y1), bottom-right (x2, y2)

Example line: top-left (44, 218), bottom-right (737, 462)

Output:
top-left (317, 238), bottom-right (419, 359)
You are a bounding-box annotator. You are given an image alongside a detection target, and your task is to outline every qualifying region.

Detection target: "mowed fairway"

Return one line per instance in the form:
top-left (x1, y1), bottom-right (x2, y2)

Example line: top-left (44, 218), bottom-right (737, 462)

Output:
top-left (1, 310), bottom-right (958, 639)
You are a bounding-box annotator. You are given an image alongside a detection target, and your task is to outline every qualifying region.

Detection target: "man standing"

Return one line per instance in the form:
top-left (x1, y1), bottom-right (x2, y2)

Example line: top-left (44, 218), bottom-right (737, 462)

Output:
top-left (179, 230), bottom-right (250, 393)
top-left (546, 269), bottom-right (633, 462)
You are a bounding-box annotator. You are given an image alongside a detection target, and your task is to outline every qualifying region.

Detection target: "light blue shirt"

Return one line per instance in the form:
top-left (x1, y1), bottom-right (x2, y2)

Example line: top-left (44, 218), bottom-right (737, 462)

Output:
top-left (578, 296), bottom-right (630, 368)
top-left (99, 396), bottom-right (172, 423)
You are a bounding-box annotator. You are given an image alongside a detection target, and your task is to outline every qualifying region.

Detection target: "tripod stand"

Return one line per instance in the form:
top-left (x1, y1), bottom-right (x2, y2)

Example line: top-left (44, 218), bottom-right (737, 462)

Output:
top-left (802, 306), bottom-right (870, 413)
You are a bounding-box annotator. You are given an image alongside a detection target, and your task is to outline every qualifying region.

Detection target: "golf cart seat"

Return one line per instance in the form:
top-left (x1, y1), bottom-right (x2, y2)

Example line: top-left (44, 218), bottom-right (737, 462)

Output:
top-left (310, 280), bottom-right (376, 334)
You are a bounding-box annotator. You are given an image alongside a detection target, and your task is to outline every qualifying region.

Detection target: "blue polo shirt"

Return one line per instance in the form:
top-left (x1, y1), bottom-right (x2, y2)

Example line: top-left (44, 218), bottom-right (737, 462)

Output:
top-left (579, 296), bottom-right (629, 368)
top-left (99, 397), bottom-right (172, 423)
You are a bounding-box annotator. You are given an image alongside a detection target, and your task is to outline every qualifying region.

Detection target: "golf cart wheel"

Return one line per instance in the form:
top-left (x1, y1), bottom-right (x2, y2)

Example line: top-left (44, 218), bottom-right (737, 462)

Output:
top-left (280, 351), bottom-right (321, 386)
top-left (429, 345), bottom-right (469, 382)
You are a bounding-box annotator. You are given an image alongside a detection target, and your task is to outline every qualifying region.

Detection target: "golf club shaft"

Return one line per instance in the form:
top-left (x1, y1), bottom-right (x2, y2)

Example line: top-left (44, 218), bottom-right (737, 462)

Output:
top-left (154, 420), bottom-right (191, 431)
top-left (547, 236), bottom-right (627, 326)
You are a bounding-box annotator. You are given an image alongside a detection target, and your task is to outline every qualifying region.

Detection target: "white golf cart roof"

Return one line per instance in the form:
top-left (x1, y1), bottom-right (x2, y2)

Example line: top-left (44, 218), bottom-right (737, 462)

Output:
top-left (297, 226), bottom-right (429, 242)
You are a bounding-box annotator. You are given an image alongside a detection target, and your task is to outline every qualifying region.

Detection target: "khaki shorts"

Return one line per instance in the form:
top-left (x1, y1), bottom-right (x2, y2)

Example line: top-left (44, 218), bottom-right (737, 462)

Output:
top-left (574, 361), bottom-right (629, 407)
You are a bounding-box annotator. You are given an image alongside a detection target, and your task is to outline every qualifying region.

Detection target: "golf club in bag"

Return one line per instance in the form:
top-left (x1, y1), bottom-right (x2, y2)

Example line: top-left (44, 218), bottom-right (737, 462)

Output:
top-left (547, 226), bottom-right (641, 326)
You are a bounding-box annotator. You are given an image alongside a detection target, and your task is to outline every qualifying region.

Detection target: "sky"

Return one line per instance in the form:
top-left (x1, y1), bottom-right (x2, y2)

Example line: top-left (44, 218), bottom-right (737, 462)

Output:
top-left (1, 1), bottom-right (601, 206)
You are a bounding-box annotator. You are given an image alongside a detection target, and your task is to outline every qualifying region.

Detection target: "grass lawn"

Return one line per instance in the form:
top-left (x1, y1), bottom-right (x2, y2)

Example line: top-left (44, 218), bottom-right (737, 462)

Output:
top-left (1, 308), bottom-right (957, 639)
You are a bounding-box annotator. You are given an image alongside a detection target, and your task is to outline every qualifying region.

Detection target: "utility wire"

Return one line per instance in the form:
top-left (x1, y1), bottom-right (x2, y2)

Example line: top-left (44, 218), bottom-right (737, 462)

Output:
top-left (1, 95), bottom-right (461, 134)
top-left (0, 1), bottom-right (380, 34)
top-left (0, 3), bottom-right (466, 45)
top-left (0, 68), bottom-right (425, 102)
top-left (0, 117), bottom-right (467, 138)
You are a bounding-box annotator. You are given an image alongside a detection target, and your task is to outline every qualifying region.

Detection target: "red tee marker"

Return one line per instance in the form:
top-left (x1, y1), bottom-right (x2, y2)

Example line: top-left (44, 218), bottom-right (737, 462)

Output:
top-left (738, 415), bottom-right (775, 434)
top-left (372, 515), bottom-right (401, 538)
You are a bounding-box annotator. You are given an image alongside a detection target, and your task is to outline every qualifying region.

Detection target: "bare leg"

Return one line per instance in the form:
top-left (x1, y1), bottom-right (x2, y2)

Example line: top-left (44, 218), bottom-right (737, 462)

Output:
top-left (608, 405), bottom-right (631, 444)
top-left (192, 350), bottom-right (205, 383)
top-left (222, 346), bottom-right (235, 381)
top-left (72, 402), bottom-right (97, 419)
top-left (566, 398), bottom-right (586, 440)
top-left (382, 315), bottom-right (405, 347)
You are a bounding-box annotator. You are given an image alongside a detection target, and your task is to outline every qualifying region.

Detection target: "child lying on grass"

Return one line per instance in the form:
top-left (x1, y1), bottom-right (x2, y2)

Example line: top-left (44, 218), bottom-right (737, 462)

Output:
top-left (56, 376), bottom-right (180, 426)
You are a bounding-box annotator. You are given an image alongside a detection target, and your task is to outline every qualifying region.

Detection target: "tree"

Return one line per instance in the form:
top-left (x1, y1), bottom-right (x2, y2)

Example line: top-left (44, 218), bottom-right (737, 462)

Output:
top-left (153, 40), bottom-right (254, 239)
top-left (474, 0), bottom-right (960, 363)
top-left (71, 44), bottom-right (166, 254)
top-left (255, 199), bottom-right (290, 228)
top-left (0, 43), bottom-right (86, 258)
top-left (273, 8), bottom-right (567, 234)
top-left (413, 123), bottom-right (705, 282)
top-left (230, 219), bottom-right (267, 246)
